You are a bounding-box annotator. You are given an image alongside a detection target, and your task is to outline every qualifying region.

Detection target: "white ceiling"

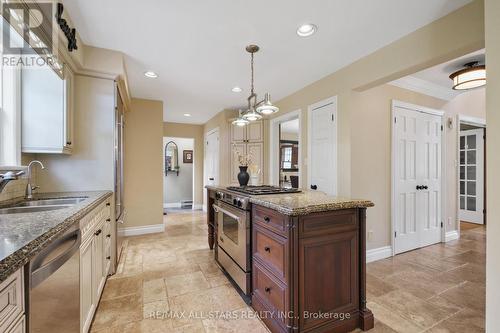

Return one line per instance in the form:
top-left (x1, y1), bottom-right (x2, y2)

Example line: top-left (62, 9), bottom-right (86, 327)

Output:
top-left (280, 118), bottom-right (299, 134)
top-left (63, 0), bottom-right (472, 124)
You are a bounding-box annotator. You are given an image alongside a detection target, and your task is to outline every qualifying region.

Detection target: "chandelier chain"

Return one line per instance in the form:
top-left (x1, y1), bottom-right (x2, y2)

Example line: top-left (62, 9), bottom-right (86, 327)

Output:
top-left (250, 52), bottom-right (254, 95)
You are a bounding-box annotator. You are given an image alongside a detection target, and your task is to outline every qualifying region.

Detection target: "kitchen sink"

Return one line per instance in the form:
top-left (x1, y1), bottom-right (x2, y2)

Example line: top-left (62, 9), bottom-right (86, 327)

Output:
top-left (14, 197), bottom-right (87, 207)
top-left (0, 197), bottom-right (87, 214)
top-left (0, 205), bottom-right (70, 215)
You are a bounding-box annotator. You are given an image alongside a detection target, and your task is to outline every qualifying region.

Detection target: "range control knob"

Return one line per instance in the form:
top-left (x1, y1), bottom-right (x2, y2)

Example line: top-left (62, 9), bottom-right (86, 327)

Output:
top-left (233, 198), bottom-right (238, 205)
top-left (237, 200), bottom-right (243, 207)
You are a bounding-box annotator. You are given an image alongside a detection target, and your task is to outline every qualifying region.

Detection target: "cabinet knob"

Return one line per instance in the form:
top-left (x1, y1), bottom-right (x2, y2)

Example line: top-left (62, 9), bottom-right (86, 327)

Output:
top-left (106, 256), bottom-right (111, 260)
top-left (264, 287), bottom-right (271, 293)
top-left (106, 234), bottom-right (111, 238)
top-left (106, 218), bottom-right (111, 222)
top-left (264, 246), bottom-right (271, 253)
top-left (310, 184), bottom-right (318, 190)
top-left (106, 203), bottom-right (111, 206)
top-left (95, 229), bottom-right (102, 236)
top-left (264, 216), bottom-right (270, 223)
top-left (66, 141), bottom-right (72, 145)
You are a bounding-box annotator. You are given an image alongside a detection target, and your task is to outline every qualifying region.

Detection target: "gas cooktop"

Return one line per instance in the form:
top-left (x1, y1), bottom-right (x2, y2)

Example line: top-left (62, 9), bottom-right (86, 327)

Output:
top-left (227, 185), bottom-right (301, 195)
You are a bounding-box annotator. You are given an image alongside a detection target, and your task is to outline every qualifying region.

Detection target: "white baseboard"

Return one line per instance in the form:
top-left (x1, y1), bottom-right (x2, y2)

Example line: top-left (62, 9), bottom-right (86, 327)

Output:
top-left (366, 246), bottom-right (392, 263)
top-left (192, 204), bottom-right (203, 210)
top-left (118, 224), bottom-right (165, 237)
top-left (163, 202), bottom-right (181, 208)
top-left (445, 230), bottom-right (460, 242)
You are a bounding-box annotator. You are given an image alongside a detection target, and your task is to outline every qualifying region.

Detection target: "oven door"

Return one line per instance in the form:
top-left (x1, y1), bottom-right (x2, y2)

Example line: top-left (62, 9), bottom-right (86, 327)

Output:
top-left (213, 202), bottom-right (250, 271)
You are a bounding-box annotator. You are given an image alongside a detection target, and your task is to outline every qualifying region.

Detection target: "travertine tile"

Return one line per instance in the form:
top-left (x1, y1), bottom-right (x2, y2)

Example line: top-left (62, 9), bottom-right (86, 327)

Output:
top-left (143, 278), bottom-right (167, 303)
top-left (143, 300), bottom-right (170, 319)
top-left (202, 307), bottom-right (270, 333)
top-left (427, 308), bottom-right (485, 333)
top-left (101, 275), bottom-right (142, 300)
top-left (165, 271), bottom-right (210, 297)
top-left (91, 294), bottom-right (142, 331)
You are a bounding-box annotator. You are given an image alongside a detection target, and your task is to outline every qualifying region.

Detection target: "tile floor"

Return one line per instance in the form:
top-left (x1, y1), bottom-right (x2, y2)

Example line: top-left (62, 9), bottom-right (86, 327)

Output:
top-left (91, 211), bottom-right (485, 333)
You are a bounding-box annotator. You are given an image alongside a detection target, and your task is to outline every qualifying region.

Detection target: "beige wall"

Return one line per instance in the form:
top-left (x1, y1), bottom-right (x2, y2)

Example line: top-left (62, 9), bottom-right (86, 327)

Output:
top-left (163, 122), bottom-right (204, 206)
top-left (485, 0), bottom-right (500, 329)
top-left (125, 99), bottom-right (163, 228)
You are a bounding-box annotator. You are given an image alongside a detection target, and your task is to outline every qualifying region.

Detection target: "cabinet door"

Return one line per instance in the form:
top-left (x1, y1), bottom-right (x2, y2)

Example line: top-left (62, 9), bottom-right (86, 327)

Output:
top-left (247, 142), bottom-right (264, 184)
top-left (231, 123), bottom-right (246, 142)
top-left (80, 237), bottom-right (94, 333)
top-left (247, 121), bottom-right (263, 142)
top-left (231, 143), bottom-right (246, 184)
top-left (93, 224), bottom-right (106, 301)
top-left (298, 230), bottom-right (359, 331)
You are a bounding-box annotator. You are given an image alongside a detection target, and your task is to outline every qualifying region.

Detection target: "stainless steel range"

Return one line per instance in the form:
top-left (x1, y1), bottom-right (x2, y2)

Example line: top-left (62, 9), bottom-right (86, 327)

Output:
top-left (213, 186), bottom-right (300, 297)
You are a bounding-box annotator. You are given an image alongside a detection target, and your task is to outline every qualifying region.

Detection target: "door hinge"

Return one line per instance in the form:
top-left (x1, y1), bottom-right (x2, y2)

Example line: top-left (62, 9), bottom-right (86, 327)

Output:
top-left (394, 117), bottom-right (397, 123)
top-left (441, 125), bottom-right (444, 131)
top-left (331, 114), bottom-right (335, 122)
top-left (483, 209), bottom-right (486, 214)
top-left (441, 222), bottom-right (444, 228)
top-left (394, 231), bottom-right (397, 238)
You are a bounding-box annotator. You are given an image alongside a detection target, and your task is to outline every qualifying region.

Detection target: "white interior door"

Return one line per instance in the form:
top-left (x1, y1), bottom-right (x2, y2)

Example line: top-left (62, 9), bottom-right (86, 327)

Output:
top-left (459, 128), bottom-right (484, 224)
top-left (205, 130), bottom-right (219, 187)
top-left (393, 105), bottom-right (442, 254)
top-left (309, 100), bottom-right (337, 195)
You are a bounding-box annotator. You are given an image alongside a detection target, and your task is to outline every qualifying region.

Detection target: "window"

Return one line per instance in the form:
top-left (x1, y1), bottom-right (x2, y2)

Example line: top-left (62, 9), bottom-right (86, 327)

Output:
top-left (282, 147), bottom-right (292, 169)
top-left (0, 18), bottom-right (22, 166)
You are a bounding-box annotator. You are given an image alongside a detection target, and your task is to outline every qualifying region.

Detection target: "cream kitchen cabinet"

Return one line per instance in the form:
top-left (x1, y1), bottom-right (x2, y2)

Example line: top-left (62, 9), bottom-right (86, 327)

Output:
top-left (22, 64), bottom-right (74, 154)
top-left (80, 199), bottom-right (112, 333)
top-left (0, 268), bottom-right (25, 333)
top-left (230, 120), bottom-right (264, 185)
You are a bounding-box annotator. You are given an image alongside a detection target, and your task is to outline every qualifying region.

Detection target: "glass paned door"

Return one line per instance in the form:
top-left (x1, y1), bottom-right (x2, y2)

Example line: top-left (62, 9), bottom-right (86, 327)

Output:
top-left (459, 128), bottom-right (484, 224)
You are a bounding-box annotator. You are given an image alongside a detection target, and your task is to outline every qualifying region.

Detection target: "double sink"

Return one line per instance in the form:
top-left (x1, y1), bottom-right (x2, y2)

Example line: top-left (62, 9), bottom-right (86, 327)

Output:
top-left (0, 197), bottom-right (87, 215)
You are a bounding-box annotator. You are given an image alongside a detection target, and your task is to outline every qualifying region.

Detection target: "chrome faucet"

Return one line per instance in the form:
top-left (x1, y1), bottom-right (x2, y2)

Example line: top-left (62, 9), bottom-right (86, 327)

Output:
top-left (26, 160), bottom-right (45, 199)
top-left (0, 170), bottom-right (25, 192)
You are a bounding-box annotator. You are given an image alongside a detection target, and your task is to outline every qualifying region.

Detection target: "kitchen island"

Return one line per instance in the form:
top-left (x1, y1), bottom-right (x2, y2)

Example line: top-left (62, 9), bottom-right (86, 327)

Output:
top-left (206, 187), bottom-right (374, 333)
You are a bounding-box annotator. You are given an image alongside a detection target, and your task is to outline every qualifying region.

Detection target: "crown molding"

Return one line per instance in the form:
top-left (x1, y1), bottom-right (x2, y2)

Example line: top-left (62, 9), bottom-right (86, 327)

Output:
top-left (389, 76), bottom-right (460, 101)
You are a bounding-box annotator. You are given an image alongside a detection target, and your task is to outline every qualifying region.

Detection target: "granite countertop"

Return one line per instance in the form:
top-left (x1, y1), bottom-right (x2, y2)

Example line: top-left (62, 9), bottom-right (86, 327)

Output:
top-left (0, 191), bottom-right (112, 283)
top-left (206, 185), bottom-right (374, 215)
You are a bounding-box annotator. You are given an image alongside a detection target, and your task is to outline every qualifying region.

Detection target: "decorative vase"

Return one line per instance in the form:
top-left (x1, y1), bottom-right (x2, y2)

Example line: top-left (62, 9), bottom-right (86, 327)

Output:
top-left (237, 166), bottom-right (250, 186)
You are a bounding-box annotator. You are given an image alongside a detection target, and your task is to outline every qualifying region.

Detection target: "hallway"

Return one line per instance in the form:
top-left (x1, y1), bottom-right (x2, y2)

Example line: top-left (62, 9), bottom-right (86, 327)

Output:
top-left (91, 211), bottom-right (485, 332)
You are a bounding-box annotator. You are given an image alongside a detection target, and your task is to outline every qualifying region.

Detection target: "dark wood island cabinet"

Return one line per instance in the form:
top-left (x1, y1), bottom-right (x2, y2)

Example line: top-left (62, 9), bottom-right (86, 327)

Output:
top-left (206, 187), bottom-right (374, 333)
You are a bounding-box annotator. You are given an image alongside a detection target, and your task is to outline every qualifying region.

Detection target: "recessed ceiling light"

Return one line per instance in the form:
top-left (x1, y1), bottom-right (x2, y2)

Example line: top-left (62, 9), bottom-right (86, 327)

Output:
top-left (183, 113), bottom-right (192, 117)
top-left (144, 71), bottom-right (158, 78)
top-left (297, 23), bottom-right (317, 37)
top-left (231, 86), bottom-right (242, 93)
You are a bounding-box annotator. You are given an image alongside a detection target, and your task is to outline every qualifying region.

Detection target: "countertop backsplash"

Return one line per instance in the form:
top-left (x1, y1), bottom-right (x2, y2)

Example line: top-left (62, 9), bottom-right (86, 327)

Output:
top-left (0, 177), bottom-right (28, 203)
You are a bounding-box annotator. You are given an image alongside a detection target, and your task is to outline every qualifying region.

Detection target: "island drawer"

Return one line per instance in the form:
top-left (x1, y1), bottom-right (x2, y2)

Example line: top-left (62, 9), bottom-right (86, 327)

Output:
top-left (253, 225), bottom-right (288, 283)
top-left (299, 209), bottom-right (358, 238)
top-left (252, 261), bottom-right (289, 326)
top-left (253, 205), bottom-right (289, 236)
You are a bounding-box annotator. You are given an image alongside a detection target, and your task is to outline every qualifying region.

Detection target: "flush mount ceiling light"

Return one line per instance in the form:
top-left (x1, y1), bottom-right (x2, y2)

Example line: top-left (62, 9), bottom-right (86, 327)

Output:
top-left (297, 23), bottom-right (317, 37)
top-left (144, 71), bottom-right (158, 78)
top-left (231, 86), bottom-right (242, 93)
top-left (449, 62), bottom-right (486, 90)
top-left (232, 44), bottom-right (279, 127)
top-left (183, 113), bottom-right (191, 117)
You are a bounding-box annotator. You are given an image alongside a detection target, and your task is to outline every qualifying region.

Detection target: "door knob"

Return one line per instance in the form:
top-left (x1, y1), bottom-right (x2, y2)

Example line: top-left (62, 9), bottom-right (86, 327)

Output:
top-left (310, 185), bottom-right (318, 190)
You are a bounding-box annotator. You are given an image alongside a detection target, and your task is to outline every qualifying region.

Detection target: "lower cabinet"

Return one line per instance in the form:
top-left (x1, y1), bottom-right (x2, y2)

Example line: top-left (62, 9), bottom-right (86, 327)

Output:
top-left (0, 268), bottom-right (25, 333)
top-left (80, 199), bottom-right (112, 333)
top-left (252, 205), bottom-right (370, 333)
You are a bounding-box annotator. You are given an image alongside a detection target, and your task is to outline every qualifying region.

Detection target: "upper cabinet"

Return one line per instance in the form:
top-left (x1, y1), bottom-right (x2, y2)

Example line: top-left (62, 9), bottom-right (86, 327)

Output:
top-left (21, 65), bottom-right (74, 154)
top-left (231, 120), bottom-right (263, 143)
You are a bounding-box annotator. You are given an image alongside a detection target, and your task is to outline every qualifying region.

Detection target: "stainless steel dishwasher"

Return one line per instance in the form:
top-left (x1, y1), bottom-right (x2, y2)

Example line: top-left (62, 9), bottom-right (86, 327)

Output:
top-left (28, 223), bottom-right (81, 333)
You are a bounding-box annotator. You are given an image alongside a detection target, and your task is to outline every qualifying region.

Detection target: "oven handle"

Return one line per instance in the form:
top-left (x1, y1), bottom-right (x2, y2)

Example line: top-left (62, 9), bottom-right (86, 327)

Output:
top-left (212, 204), bottom-right (240, 221)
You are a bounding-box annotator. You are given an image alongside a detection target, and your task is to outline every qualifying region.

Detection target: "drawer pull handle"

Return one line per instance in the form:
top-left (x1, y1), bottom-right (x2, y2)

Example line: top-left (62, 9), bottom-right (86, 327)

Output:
top-left (106, 202), bottom-right (110, 206)
top-left (106, 218), bottom-right (111, 222)
top-left (106, 234), bottom-right (111, 238)
top-left (264, 216), bottom-right (270, 223)
top-left (264, 287), bottom-right (271, 293)
top-left (95, 229), bottom-right (102, 236)
top-left (264, 246), bottom-right (271, 253)
top-left (106, 256), bottom-right (111, 260)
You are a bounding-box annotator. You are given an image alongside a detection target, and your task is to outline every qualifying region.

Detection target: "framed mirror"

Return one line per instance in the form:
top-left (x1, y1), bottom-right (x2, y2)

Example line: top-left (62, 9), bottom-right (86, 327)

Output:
top-left (165, 141), bottom-right (179, 175)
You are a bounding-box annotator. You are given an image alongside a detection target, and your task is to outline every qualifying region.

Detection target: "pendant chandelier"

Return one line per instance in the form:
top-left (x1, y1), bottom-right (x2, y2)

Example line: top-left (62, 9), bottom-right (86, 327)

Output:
top-left (449, 61), bottom-right (486, 90)
top-left (233, 45), bottom-right (279, 126)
